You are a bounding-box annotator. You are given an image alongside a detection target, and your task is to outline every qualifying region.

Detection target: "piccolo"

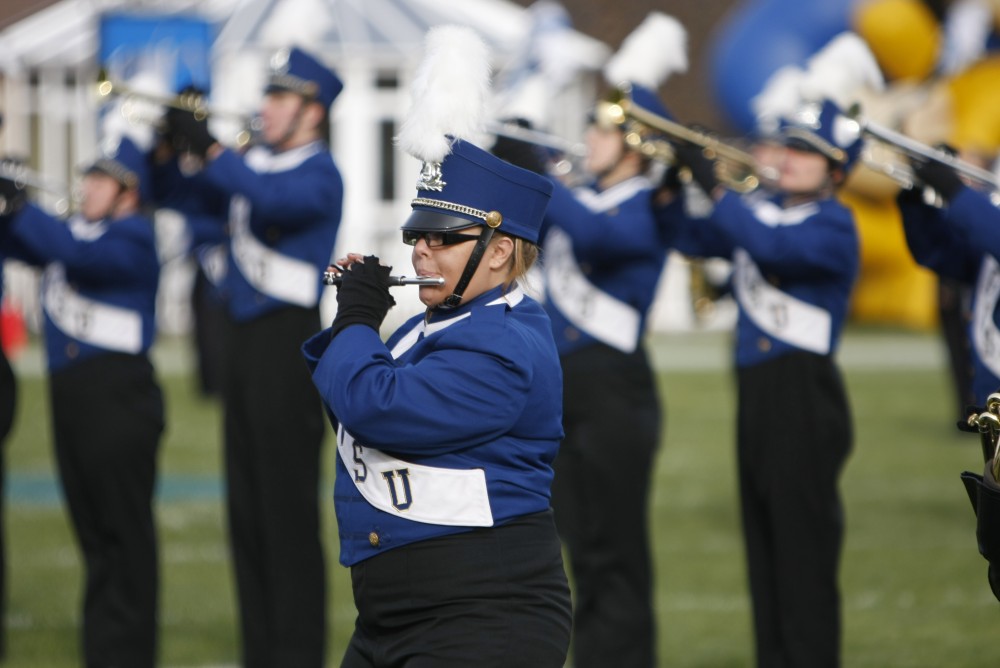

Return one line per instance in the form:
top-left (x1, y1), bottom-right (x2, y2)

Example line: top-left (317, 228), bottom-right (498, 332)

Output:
top-left (322, 271), bottom-right (445, 287)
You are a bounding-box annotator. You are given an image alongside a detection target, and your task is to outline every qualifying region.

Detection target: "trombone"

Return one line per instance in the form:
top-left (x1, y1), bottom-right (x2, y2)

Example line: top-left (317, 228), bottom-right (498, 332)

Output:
top-left (596, 85), bottom-right (767, 193)
top-left (847, 104), bottom-right (999, 198)
top-left (96, 74), bottom-right (258, 147)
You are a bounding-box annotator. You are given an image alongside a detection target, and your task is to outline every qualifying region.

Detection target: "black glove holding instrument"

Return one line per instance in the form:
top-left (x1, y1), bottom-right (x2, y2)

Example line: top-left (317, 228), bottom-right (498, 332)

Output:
top-left (0, 174), bottom-right (27, 220)
top-left (330, 256), bottom-right (396, 340)
top-left (672, 142), bottom-right (720, 196)
top-left (170, 107), bottom-right (217, 159)
top-left (910, 148), bottom-right (963, 203)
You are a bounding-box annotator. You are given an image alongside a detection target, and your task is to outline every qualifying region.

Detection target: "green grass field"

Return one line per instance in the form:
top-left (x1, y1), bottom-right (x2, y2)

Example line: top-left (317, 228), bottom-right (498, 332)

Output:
top-left (2, 327), bottom-right (997, 667)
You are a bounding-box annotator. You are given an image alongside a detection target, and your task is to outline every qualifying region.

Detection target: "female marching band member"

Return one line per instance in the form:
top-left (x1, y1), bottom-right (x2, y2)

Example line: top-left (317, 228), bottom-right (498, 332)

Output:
top-left (302, 26), bottom-right (572, 667)
top-left (665, 98), bottom-right (861, 668)
top-left (0, 138), bottom-right (163, 667)
top-left (533, 14), bottom-right (686, 666)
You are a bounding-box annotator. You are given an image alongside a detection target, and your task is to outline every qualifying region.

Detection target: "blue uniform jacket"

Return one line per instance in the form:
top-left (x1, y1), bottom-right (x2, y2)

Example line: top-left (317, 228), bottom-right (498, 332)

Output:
top-left (302, 284), bottom-right (564, 566)
top-left (1, 204), bottom-right (159, 372)
top-left (200, 142), bottom-right (343, 321)
top-left (900, 186), bottom-right (1000, 402)
top-left (539, 175), bottom-right (671, 356)
top-left (669, 190), bottom-right (858, 367)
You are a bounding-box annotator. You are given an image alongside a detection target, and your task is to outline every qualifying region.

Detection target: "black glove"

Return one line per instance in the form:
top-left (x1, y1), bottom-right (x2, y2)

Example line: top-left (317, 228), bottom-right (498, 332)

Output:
top-left (330, 256), bottom-right (396, 339)
top-left (910, 157), bottom-right (963, 202)
top-left (0, 175), bottom-right (26, 219)
top-left (672, 142), bottom-right (719, 195)
top-left (170, 107), bottom-right (217, 159)
top-left (960, 469), bottom-right (1000, 601)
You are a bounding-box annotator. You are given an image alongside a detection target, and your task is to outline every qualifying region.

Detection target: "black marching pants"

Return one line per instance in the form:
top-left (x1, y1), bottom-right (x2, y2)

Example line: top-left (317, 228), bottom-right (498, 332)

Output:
top-left (223, 307), bottom-right (327, 668)
top-left (737, 352), bottom-right (852, 668)
top-left (50, 353), bottom-right (163, 668)
top-left (0, 350), bottom-right (15, 660)
top-left (341, 510), bottom-right (572, 668)
top-left (551, 343), bottom-right (662, 668)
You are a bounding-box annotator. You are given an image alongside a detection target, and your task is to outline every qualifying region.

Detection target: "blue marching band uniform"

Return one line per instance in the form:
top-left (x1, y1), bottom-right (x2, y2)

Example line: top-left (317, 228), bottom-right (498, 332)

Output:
top-left (666, 99), bottom-right (861, 668)
top-left (895, 168), bottom-right (1000, 603)
top-left (166, 47), bottom-right (345, 667)
top-left (538, 83), bottom-right (671, 668)
top-left (899, 184), bottom-right (1000, 404)
top-left (0, 138), bottom-right (163, 667)
top-left (304, 119), bottom-right (571, 663)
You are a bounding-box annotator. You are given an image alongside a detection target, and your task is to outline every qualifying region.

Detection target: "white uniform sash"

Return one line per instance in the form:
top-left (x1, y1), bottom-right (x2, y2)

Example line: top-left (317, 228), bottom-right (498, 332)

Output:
top-left (732, 248), bottom-right (832, 354)
top-left (337, 288), bottom-right (529, 525)
top-left (229, 142), bottom-right (325, 307)
top-left (544, 227), bottom-right (641, 353)
top-left (973, 255), bottom-right (1000, 379)
top-left (42, 264), bottom-right (143, 354)
top-left (336, 426), bottom-right (494, 527)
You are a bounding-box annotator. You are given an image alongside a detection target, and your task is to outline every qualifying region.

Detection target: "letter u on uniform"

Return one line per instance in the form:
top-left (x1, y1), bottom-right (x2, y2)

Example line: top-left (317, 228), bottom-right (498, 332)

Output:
top-left (381, 468), bottom-right (413, 511)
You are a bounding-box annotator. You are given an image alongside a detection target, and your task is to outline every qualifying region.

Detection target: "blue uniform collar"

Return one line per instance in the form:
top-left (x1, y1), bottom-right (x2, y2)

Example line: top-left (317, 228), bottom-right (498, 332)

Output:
top-left (425, 282), bottom-right (518, 324)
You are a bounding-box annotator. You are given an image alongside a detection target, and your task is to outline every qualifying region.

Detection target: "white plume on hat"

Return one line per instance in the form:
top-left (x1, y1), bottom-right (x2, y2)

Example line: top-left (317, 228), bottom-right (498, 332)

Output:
top-left (603, 12), bottom-right (688, 89)
top-left (260, 0), bottom-right (334, 49)
top-left (396, 25), bottom-right (492, 164)
top-left (751, 64), bottom-right (807, 128)
top-left (798, 31), bottom-right (885, 108)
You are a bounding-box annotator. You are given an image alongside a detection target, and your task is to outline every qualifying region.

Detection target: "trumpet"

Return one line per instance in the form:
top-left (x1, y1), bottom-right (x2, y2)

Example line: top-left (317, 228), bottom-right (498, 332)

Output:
top-left (96, 74), bottom-right (259, 147)
top-left (323, 271), bottom-right (445, 287)
top-left (596, 85), bottom-right (767, 193)
top-left (848, 104), bottom-right (999, 195)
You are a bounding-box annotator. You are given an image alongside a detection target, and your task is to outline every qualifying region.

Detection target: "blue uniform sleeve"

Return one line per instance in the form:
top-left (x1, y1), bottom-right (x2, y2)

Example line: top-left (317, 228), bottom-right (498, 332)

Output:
top-left (542, 179), bottom-right (661, 263)
top-left (10, 206), bottom-right (157, 284)
top-left (202, 148), bottom-right (343, 227)
top-left (898, 192), bottom-right (978, 281)
top-left (710, 192), bottom-right (856, 279)
top-left (946, 187), bottom-right (1000, 263)
top-left (657, 196), bottom-right (736, 260)
top-left (307, 323), bottom-right (532, 457)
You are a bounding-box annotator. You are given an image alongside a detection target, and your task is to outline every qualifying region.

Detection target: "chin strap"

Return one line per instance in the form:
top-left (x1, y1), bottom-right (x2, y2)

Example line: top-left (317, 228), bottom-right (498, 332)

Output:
top-left (439, 226), bottom-right (496, 310)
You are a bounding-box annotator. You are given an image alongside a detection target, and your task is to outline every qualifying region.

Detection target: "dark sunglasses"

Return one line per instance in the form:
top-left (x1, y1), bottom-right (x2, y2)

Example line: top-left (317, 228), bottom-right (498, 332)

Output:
top-left (402, 229), bottom-right (481, 248)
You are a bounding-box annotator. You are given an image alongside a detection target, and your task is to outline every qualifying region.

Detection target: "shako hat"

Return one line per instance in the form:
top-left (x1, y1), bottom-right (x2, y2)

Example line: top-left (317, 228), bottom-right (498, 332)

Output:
top-left (86, 136), bottom-right (151, 202)
top-left (397, 25), bottom-right (552, 245)
top-left (266, 46), bottom-right (343, 109)
top-left (780, 98), bottom-right (864, 169)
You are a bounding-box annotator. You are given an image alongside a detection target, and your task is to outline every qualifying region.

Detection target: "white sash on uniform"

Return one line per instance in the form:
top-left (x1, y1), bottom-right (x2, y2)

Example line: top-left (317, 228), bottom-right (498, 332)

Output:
top-left (339, 288), bottom-right (528, 525)
top-left (337, 426), bottom-right (494, 527)
top-left (733, 249), bottom-right (832, 355)
top-left (543, 177), bottom-right (652, 354)
top-left (229, 143), bottom-right (324, 307)
top-left (544, 228), bottom-right (641, 352)
top-left (973, 255), bottom-right (1000, 379)
top-left (42, 264), bottom-right (143, 354)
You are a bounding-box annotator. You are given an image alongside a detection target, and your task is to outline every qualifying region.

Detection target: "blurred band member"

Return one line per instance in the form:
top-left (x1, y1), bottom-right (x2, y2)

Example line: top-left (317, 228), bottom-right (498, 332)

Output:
top-left (0, 138), bottom-right (163, 667)
top-left (666, 98), bottom-right (861, 668)
top-left (169, 46), bottom-right (344, 667)
top-left (533, 13), bottom-right (688, 666)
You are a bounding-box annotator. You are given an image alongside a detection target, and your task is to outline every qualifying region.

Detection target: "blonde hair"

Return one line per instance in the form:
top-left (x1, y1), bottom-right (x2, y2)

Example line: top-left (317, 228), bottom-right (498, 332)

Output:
top-left (501, 233), bottom-right (539, 292)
